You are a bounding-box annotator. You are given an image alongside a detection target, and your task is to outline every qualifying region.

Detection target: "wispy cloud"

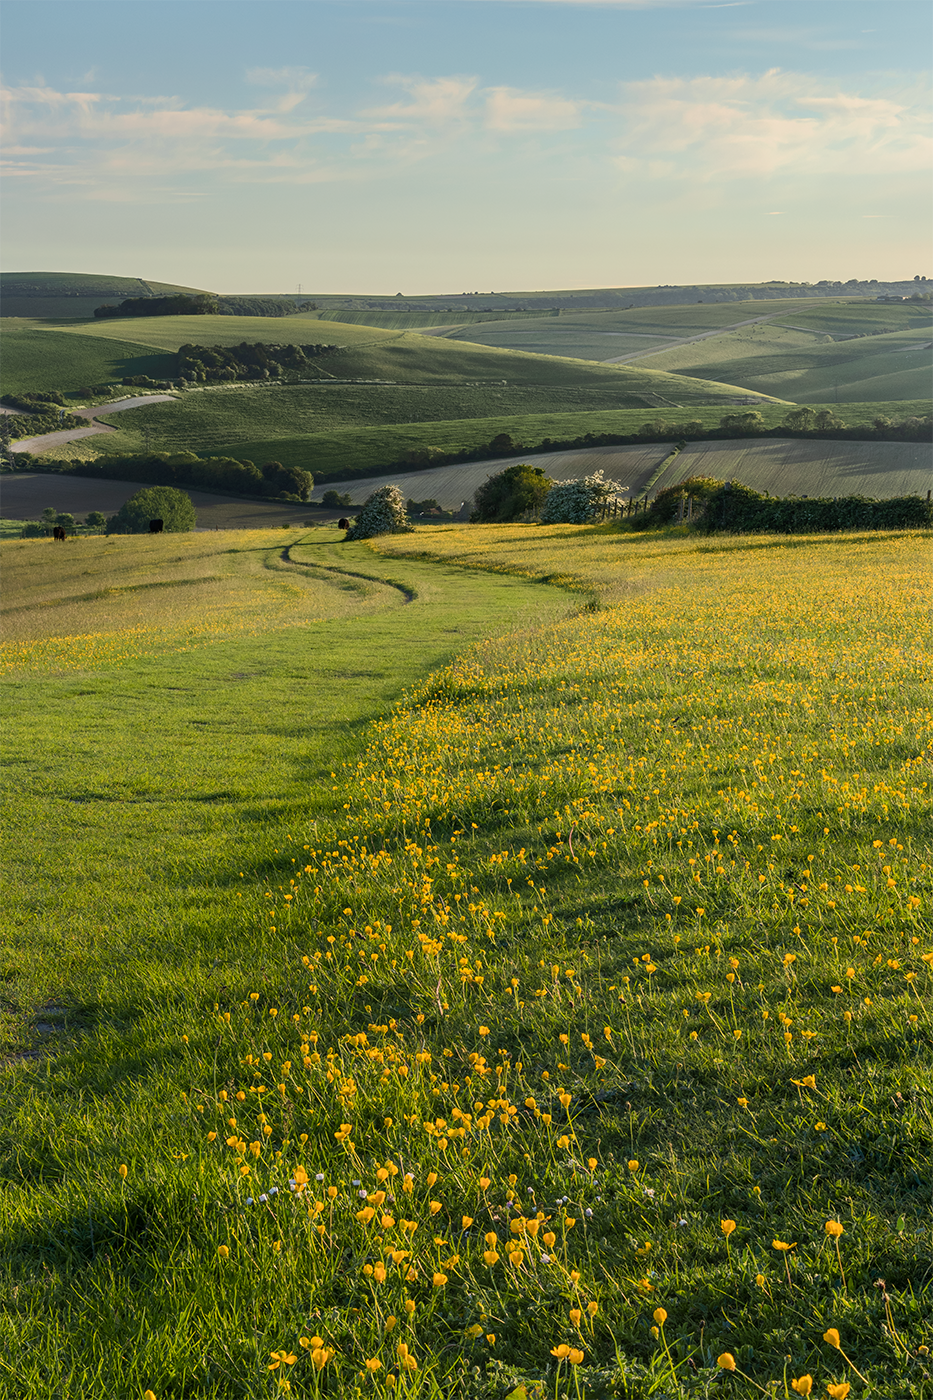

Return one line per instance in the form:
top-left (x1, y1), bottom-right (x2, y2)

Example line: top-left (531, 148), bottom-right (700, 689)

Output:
top-left (2, 64), bottom-right (929, 205)
top-left (484, 87), bottom-right (583, 131)
top-left (611, 70), bottom-right (932, 179)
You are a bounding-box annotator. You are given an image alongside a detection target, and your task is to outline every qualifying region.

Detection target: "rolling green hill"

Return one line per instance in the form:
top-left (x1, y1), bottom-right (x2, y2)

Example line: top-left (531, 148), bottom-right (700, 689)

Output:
top-left (0, 323), bottom-right (177, 395)
top-left (0, 271), bottom-right (212, 320)
top-left (35, 311), bottom-right (775, 396)
top-left (633, 322), bottom-right (932, 403)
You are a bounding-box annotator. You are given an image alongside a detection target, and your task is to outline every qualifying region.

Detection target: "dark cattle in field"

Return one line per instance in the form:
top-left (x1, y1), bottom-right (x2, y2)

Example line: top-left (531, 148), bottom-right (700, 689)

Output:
top-left (52, 526), bottom-right (66, 541)
top-left (149, 519), bottom-right (164, 534)
top-left (338, 517), bottom-right (350, 530)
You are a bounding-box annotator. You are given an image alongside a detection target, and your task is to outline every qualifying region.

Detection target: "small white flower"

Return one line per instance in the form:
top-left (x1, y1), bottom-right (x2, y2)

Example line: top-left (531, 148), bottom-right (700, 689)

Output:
top-left (245, 1197), bottom-right (254, 1206)
top-left (269, 1186), bottom-right (279, 1196)
top-left (259, 1194), bottom-right (268, 1203)
top-left (585, 1208), bottom-right (593, 1218)
top-left (540, 1254), bottom-right (551, 1264)
top-left (358, 1189), bottom-right (368, 1199)
top-left (315, 1173), bottom-right (325, 1182)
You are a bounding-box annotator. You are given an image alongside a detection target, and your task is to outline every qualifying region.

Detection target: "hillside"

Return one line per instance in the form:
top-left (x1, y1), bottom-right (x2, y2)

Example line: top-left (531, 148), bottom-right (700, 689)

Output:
top-left (0, 323), bottom-right (177, 396)
top-left (28, 311), bottom-right (775, 397)
top-left (603, 303), bottom-right (931, 396)
top-left (0, 271), bottom-right (212, 320)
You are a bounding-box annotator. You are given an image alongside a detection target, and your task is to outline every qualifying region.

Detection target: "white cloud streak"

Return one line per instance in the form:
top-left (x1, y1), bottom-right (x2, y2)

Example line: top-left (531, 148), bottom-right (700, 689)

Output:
top-left (2, 66), bottom-right (929, 201)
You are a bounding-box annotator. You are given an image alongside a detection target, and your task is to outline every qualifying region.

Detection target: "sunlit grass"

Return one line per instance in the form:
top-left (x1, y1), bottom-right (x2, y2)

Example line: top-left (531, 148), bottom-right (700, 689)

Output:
top-left (1, 526), bottom-right (930, 1397)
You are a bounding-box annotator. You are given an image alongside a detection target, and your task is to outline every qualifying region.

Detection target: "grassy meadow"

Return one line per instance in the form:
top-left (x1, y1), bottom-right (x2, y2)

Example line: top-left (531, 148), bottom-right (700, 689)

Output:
top-left (0, 323), bottom-right (177, 396)
top-left (2, 520), bottom-right (931, 1399)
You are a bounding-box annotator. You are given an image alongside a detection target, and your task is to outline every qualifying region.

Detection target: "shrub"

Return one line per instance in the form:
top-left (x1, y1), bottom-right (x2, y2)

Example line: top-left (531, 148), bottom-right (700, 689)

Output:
top-left (698, 483), bottom-right (933, 534)
top-left (539, 470), bottom-right (620, 524)
top-left (106, 486), bottom-right (196, 534)
top-left (648, 476), bottom-right (726, 524)
top-left (19, 522), bottom-right (46, 538)
top-left (471, 463), bottom-right (553, 523)
top-left (322, 490), bottom-right (353, 509)
top-left (344, 485), bottom-right (412, 540)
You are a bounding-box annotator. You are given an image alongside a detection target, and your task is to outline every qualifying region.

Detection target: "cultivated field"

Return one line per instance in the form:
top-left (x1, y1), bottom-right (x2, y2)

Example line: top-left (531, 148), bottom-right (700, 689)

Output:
top-left (668, 438), bottom-right (933, 500)
top-left (627, 320), bottom-right (933, 404)
top-left (0, 473), bottom-right (332, 531)
top-left (2, 524), bottom-right (929, 1397)
top-left (309, 444), bottom-right (673, 511)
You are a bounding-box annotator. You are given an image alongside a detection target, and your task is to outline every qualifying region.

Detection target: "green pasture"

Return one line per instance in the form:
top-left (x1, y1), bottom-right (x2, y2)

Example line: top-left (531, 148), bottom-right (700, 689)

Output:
top-left (0, 272), bottom-right (211, 321)
top-left (72, 377), bottom-right (775, 467)
top-left (0, 525), bottom-right (929, 1398)
top-left (34, 311), bottom-right (774, 398)
top-left (79, 397), bottom-right (930, 484)
top-left (0, 324), bottom-right (177, 396)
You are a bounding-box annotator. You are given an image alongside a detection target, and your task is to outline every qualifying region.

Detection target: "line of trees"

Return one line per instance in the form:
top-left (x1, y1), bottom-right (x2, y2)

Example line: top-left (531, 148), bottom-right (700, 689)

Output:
top-left (216, 297), bottom-right (317, 317)
top-left (17, 450), bottom-right (313, 501)
top-left (93, 294), bottom-right (218, 319)
top-left (634, 474), bottom-right (932, 532)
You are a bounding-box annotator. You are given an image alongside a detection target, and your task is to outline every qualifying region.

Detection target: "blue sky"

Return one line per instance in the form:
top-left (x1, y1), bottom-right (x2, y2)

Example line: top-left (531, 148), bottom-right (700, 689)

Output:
top-left (2, 0), bottom-right (930, 293)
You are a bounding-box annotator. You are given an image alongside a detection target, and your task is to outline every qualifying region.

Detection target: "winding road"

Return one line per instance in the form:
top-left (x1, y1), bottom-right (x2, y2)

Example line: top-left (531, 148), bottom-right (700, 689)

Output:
top-left (9, 394), bottom-right (176, 455)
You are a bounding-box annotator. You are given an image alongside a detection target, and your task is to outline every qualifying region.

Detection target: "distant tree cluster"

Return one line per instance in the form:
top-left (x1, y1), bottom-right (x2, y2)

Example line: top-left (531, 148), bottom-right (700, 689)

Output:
top-left (175, 341), bottom-right (339, 384)
top-left (217, 297), bottom-right (317, 317)
top-left (27, 451), bottom-right (312, 501)
top-left (1, 391), bottom-right (86, 440)
top-left (93, 294), bottom-right (218, 319)
top-left (19, 508), bottom-right (110, 538)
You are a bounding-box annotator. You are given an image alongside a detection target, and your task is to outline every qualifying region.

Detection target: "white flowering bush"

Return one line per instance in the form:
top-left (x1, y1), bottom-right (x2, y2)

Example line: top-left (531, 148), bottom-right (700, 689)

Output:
top-left (344, 484), bottom-right (413, 540)
top-left (539, 470), bottom-right (621, 525)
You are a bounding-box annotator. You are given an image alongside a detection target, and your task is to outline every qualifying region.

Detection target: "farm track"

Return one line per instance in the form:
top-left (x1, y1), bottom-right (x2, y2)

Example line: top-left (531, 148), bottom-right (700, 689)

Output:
top-left (8, 393), bottom-right (176, 454)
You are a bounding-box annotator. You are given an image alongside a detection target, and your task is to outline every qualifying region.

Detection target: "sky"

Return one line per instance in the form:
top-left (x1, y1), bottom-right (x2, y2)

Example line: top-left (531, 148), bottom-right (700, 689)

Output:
top-left (2, 0), bottom-right (930, 294)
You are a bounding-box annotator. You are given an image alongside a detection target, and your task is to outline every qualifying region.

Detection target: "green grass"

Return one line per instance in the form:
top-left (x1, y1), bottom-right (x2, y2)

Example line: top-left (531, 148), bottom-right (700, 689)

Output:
top-left (1, 524), bottom-right (930, 1398)
top-left (0, 323), bottom-right (176, 395)
top-left (71, 380), bottom-right (765, 467)
top-left (51, 311), bottom-right (777, 396)
top-left (0, 272), bottom-right (211, 321)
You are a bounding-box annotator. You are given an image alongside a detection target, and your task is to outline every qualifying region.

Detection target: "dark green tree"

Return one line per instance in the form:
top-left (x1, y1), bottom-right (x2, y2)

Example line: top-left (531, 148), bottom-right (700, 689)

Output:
top-left (261, 462), bottom-right (313, 499)
top-left (107, 486), bottom-right (196, 534)
top-left (471, 463), bottom-right (552, 523)
top-left (321, 489), bottom-right (353, 508)
top-left (85, 511), bottom-right (107, 532)
top-left (55, 513), bottom-right (76, 531)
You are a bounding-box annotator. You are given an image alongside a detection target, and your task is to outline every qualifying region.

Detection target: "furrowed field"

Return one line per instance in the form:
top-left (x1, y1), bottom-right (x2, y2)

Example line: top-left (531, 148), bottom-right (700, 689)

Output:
top-left (1, 524), bottom-right (931, 1399)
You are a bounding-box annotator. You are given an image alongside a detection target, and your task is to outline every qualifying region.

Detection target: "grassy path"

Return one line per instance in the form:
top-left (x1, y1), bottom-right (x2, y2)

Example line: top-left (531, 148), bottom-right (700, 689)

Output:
top-left (1, 536), bottom-right (568, 1044)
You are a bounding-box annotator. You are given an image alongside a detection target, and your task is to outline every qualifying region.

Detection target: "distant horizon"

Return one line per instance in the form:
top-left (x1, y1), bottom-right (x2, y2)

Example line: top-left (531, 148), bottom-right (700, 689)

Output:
top-left (2, 270), bottom-right (928, 300)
